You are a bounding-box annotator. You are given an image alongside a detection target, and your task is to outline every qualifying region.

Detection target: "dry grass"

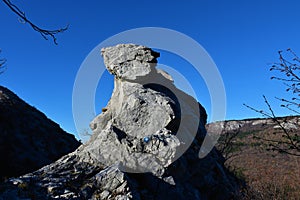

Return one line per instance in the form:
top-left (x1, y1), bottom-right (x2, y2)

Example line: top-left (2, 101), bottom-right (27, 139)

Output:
top-left (215, 122), bottom-right (300, 200)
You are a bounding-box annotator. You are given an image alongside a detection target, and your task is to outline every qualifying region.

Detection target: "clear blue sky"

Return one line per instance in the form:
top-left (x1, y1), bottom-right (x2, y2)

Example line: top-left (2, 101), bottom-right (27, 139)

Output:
top-left (1, 0), bottom-right (300, 139)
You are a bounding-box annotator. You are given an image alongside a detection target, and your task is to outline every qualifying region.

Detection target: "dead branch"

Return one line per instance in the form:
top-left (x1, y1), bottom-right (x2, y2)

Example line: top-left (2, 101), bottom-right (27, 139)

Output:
top-left (244, 96), bottom-right (300, 156)
top-left (0, 50), bottom-right (6, 74)
top-left (2, 0), bottom-right (68, 44)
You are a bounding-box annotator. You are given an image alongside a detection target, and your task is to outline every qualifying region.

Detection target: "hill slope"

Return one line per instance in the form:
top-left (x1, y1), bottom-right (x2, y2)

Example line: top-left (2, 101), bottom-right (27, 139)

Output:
top-left (0, 86), bottom-right (81, 180)
top-left (207, 116), bottom-right (300, 199)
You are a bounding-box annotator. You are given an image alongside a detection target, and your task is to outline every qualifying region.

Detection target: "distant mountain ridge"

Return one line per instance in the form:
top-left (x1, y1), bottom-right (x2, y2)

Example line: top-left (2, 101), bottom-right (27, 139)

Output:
top-left (206, 115), bottom-right (300, 134)
top-left (0, 86), bottom-right (81, 180)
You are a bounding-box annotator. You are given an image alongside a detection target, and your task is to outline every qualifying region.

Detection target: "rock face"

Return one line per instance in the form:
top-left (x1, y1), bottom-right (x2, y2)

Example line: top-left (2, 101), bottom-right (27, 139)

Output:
top-left (0, 86), bottom-right (81, 180)
top-left (0, 44), bottom-right (239, 199)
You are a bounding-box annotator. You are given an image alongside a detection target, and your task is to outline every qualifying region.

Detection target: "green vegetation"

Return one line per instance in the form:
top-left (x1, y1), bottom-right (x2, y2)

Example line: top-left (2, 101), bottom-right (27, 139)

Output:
top-left (237, 131), bottom-right (258, 139)
top-left (17, 182), bottom-right (28, 190)
top-left (226, 142), bottom-right (245, 153)
top-left (232, 167), bottom-right (246, 181)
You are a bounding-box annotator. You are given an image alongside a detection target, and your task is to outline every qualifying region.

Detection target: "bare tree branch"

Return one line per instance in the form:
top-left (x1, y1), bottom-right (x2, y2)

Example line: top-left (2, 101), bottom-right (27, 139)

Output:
top-left (244, 96), bottom-right (300, 157)
top-left (270, 49), bottom-right (300, 102)
top-left (2, 0), bottom-right (68, 44)
top-left (0, 50), bottom-right (7, 74)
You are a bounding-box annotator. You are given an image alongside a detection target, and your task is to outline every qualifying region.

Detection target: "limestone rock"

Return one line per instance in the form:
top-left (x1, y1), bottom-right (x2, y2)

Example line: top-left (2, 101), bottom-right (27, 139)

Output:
top-left (0, 44), bottom-right (239, 199)
top-left (101, 44), bottom-right (159, 81)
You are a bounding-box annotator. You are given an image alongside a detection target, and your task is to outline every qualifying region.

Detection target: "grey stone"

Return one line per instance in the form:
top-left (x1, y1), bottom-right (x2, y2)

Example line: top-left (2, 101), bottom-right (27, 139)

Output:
top-left (163, 176), bottom-right (176, 185)
top-left (101, 44), bottom-right (159, 81)
top-left (100, 190), bottom-right (110, 199)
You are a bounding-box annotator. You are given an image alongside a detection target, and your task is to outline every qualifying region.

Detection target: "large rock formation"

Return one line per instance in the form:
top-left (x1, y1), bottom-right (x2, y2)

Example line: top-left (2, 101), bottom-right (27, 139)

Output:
top-left (0, 86), bottom-right (81, 180)
top-left (0, 44), bottom-right (239, 199)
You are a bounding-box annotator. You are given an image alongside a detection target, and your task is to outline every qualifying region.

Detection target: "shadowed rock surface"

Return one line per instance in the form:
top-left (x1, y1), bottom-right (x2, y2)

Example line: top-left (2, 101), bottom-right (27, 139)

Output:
top-left (0, 86), bottom-right (81, 181)
top-left (0, 44), bottom-right (239, 199)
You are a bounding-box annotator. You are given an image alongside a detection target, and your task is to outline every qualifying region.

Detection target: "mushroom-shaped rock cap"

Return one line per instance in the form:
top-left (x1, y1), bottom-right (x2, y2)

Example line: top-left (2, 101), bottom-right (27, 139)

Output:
top-left (101, 44), bottom-right (160, 81)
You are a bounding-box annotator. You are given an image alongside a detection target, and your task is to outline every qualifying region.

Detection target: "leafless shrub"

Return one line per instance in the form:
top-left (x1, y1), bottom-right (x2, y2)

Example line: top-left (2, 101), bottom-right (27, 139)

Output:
top-left (244, 49), bottom-right (300, 157)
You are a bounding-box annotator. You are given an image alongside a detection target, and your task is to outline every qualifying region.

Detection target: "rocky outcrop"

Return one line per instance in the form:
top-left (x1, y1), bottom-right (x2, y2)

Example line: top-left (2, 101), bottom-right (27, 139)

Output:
top-left (206, 116), bottom-right (300, 135)
top-left (0, 44), bottom-right (239, 199)
top-left (0, 86), bottom-right (81, 180)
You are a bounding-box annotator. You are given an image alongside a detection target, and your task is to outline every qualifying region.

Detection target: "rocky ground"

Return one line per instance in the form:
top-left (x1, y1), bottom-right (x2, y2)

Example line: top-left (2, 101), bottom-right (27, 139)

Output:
top-left (0, 44), bottom-right (240, 199)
